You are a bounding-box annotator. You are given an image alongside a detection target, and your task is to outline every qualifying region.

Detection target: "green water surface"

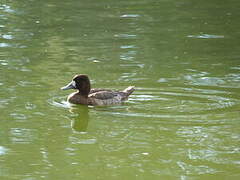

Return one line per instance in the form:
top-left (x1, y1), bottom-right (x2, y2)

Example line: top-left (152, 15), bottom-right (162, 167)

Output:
top-left (0, 0), bottom-right (240, 179)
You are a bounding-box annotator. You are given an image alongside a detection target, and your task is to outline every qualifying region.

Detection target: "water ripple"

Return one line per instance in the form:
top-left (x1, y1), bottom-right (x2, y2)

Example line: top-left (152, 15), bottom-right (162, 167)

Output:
top-left (99, 85), bottom-right (239, 124)
top-left (10, 128), bottom-right (37, 144)
top-left (120, 14), bottom-right (140, 18)
top-left (0, 146), bottom-right (8, 155)
top-left (187, 34), bottom-right (224, 39)
top-left (48, 96), bottom-right (72, 109)
top-left (114, 34), bottom-right (137, 39)
top-left (0, 42), bottom-right (10, 47)
top-left (69, 136), bottom-right (97, 145)
top-left (2, 34), bottom-right (13, 40)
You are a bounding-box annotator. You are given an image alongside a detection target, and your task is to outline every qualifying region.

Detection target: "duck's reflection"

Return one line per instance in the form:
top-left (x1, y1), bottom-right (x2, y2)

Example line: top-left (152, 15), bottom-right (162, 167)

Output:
top-left (69, 105), bottom-right (89, 132)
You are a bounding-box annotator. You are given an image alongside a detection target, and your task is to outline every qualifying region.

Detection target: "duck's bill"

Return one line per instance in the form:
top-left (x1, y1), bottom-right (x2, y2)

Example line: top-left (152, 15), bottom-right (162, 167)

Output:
top-left (61, 81), bottom-right (76, 90)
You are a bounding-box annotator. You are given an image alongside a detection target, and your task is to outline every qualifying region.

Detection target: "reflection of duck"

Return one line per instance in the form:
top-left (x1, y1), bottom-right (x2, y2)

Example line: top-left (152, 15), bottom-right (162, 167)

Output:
top-left (70, 105), bottom-right (89, 132)
top-left (61, 74), bottom-right (135, 105)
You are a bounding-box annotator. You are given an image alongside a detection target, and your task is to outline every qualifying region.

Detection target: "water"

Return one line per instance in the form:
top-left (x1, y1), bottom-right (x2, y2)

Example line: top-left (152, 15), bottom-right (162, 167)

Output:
top-left (0, 0), bottom-right (240, 179)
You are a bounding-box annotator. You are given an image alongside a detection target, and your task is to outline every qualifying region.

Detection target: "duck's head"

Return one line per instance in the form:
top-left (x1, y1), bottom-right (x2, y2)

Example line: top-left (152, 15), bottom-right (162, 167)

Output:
top-left (61, 74), bottom-right (91, 96)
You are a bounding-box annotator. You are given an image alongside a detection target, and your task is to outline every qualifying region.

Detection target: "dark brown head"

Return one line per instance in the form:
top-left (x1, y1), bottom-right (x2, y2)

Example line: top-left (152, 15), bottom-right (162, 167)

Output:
top-left (61, 74), bottom-right (91, 96)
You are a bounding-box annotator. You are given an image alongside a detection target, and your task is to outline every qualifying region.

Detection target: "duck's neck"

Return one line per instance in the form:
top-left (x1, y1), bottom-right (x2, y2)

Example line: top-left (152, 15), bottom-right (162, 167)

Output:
top-left (77, 82), bottom-right (91, 98)
top-left (77, 90), bottom-right (89, 98)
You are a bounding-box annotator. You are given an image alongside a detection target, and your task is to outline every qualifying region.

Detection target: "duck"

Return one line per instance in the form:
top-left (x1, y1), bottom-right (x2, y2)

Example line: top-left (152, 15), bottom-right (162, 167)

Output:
top-left (61, 74), bottom-right (135, 105)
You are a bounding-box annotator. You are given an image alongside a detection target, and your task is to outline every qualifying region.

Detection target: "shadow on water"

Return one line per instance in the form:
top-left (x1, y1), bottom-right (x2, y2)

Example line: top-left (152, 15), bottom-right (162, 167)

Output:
top-left (48, 97), bottom-right (90, 132)
top-left (69, 105), bottom-right (89, 132)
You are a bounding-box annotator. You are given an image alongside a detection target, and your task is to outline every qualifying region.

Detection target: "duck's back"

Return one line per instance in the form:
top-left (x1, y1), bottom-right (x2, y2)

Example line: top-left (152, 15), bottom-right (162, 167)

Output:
top-left (88, 86), bottom-right (134, 105)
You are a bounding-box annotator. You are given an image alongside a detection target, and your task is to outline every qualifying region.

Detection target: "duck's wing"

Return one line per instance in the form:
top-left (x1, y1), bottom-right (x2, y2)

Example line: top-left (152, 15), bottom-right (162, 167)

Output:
top-left (88, 91), bottom-right (118, 100)
top-left (90, 88), bottom-right (113, 94)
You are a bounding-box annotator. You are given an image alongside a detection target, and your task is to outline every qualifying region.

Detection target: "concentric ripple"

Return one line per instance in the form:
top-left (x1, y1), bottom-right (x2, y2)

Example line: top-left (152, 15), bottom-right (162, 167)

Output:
top-left (51, 84), bottom-right (239, 125)
top-left (48, 96), bottom-right (73, 109)
top-left (93, 85), bottom-right (240, 125)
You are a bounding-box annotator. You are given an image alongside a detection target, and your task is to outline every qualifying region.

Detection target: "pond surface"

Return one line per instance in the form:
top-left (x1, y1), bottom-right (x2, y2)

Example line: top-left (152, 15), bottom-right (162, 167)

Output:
top-left (0, 0), bottom-right (240, 179)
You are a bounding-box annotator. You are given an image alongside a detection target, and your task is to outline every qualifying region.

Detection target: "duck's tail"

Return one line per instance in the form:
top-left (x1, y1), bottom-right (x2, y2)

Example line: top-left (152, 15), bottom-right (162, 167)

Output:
top-left (123, 86), bottom-right (135, 96)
